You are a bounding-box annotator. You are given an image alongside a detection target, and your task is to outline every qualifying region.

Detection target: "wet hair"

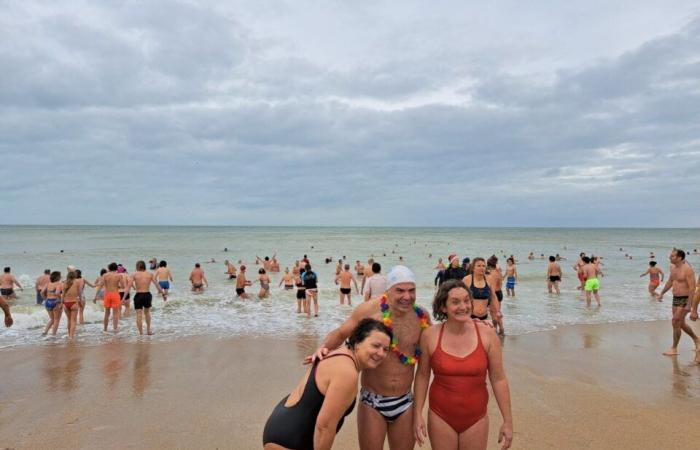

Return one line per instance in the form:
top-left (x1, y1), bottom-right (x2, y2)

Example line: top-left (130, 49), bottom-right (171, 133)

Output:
top-left (344, 264), bottom-right (350, 270)
top-left (75, 269), bottom-right (82, 278)
top-left (159, 260), bottom-right (167, 268)
top-left (50, 271), bottom-right (61, 282)
top-left (195, 263), bottom-right (201, 268)
top-left (486, 256), bottom-right (497, 269)
top-left (64, 271), bottom-right (76, 293)
top-left (582, 256), bottom-right (591, 264)
top-left (467, 257), bottom-right (486, 275)
top-left (100, 268), bottom-right (107, 276)
top-left (649, 261), bottom-right (657, 266)
top-left (265, 256), bottom-right (270, 261)
top-left (372, 262), bottom-right (381, 273)
top-left (549, 255), bottom-right (556, 262)
top-left (673, 249), bottom-right (686, 260)
top-left (3, 267), bottom-right (9, 273)
top-left (108, 262), bottom-right (118, 271)
top-left (432, 279), bottom-right (470, 322)
top-left (136, 260), bottom-right (146, 271)
top-left (507, 257), bottom-right (515, 264)
top-left (259, 268), bottom-right (266, 274)
top-left (44, 269), bottom-right (51, 274)
top-left (345, 318), bottom-right (392, 349)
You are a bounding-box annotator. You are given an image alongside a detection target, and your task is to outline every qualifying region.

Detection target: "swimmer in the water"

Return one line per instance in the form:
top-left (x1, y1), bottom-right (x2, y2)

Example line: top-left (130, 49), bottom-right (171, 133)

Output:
top-left (258, 268), bottom-right (271, 299)
top-left (641, 261), bottom-right (664, 300)
top-left (335, 264), bottom-right (359, 306)
top-left (189, 263), bottom-right (208, 293)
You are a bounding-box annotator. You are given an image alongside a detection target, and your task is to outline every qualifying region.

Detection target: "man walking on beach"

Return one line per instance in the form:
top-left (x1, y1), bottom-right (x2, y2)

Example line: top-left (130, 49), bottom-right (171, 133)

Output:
top-left (102, 262), bottom-right (124, 333)
top-left (124, 260), bottom-right (163, 335)
top-left (658, 249), bottom-right (699, 361)
top-left (547, 256), bottom-right (562, 294)
top-left (1, 267), bottom-right (23, 300)
top-left (309, 266), bottom-right (429, 450)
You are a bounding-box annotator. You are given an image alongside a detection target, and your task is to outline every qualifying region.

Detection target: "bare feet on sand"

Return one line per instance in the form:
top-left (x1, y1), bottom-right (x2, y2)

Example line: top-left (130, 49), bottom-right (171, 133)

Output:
top-left (663, 348), bottom-right (679, 356)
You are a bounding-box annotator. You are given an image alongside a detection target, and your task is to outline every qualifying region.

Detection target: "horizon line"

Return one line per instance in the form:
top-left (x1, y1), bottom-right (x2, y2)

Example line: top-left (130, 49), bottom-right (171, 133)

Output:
top-left (1, 224), bottom-right (699, 230)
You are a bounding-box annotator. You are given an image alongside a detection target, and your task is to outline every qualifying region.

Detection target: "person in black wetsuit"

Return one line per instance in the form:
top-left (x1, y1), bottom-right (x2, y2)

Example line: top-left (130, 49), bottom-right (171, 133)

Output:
top-left (441, 254), bottom-right (468, 284)
top-left (263, 319), bottom-right (392, 450)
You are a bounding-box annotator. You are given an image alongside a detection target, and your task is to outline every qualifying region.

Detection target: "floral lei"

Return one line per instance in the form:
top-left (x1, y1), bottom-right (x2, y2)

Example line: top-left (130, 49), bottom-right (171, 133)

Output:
top-left (380, 294), bottom-right (429, 365)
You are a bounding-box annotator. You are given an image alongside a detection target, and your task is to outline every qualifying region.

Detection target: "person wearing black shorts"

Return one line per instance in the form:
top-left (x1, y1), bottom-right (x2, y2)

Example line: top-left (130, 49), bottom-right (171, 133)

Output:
top-left (236, 265), bottom-right (252, 299)
top-left (125, 260), bottom-right (163, 335)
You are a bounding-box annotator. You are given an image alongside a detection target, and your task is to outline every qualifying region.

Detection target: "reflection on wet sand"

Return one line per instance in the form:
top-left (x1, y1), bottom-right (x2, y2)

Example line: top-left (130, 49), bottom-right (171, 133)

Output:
top-left (41, 345), bottom-right (83, 393)
top-left (102, 342), bottom-right (125, 391)
top-left (582, 333), bottom-right (600, 349)
top-left (132, 343), bottom-right (151, 398)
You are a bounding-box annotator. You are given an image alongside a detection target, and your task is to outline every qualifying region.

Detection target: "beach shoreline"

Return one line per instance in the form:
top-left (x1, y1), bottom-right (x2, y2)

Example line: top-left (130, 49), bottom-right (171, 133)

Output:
top-left (1, 319), bottom-right (699, 449)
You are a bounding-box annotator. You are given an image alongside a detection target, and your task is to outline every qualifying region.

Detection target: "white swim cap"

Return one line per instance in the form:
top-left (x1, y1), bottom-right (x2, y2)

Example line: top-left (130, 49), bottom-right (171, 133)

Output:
top-left (67, 265), bottom-right (76, 272)
top-left (386, 265), bottom-right (416, 290)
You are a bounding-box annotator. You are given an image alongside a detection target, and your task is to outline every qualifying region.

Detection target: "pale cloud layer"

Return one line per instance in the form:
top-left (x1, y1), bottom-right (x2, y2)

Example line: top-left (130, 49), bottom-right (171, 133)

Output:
top-left (1, 1), bottom-right (700, 226)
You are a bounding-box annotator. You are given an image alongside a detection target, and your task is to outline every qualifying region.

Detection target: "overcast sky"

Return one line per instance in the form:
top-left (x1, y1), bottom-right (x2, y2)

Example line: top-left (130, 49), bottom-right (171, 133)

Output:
top-left (2, 1), bottom-right (700, 227)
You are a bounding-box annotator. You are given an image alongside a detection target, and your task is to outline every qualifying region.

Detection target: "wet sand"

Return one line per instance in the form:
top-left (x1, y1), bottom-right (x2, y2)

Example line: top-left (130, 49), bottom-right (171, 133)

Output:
top-left (1, 320), bottom-right (699, 449)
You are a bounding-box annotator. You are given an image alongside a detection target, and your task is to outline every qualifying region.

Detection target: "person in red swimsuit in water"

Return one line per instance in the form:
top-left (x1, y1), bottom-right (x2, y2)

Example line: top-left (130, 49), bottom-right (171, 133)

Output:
top-left (413, 279), bottom-right (513, 450)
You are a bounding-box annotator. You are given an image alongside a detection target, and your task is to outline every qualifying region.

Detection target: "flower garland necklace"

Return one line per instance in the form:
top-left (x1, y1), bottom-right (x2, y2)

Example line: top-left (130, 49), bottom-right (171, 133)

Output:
top-left (380, 294), bottom-right (429, 365)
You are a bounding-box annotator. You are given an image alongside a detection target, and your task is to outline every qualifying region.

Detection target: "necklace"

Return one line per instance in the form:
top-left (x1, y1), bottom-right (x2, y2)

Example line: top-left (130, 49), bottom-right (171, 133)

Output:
top-left (380, 295), bottom-right (429, 365)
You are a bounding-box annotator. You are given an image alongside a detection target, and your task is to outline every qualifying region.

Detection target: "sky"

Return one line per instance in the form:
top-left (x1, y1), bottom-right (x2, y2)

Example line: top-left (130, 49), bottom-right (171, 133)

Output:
top-left (2, 1), bottom-right (700, 227)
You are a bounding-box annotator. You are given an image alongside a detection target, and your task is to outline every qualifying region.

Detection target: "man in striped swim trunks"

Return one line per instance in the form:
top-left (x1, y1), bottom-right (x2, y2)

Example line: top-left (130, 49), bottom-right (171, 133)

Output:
top-left (308, 266), bottom-right (430, 449)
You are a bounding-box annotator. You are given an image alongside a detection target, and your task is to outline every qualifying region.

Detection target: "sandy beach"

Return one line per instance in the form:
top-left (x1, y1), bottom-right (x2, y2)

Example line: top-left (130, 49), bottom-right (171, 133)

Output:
top-left (1, 319), bottom-right (699, 449)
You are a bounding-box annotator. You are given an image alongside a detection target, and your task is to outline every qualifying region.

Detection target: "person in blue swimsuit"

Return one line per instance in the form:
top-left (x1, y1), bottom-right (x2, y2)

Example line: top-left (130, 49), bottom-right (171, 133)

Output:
top-left (263, 318), bottom-right (392, 450)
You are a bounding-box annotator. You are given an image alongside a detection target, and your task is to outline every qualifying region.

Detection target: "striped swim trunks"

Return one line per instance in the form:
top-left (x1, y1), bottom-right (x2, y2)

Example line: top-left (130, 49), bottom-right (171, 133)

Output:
top-left (360, 388), bottom-right (414, 422)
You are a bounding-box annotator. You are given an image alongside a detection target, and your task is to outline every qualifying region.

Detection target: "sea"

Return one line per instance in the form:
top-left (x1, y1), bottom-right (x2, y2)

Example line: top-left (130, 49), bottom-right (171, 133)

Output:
top-left (1, 226), bottom-right (698, 349)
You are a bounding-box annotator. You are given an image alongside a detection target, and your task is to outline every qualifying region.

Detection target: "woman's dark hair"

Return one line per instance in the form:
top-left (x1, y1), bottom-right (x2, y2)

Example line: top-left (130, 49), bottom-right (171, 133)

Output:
top-left (50, 271), bottom-right (61, 283)
top-left (159, 260), bottom-right (167, 268)
top-left (432, 279), bottom-right (470, 322)
top-left (346, 318), bottom-right (392, 348)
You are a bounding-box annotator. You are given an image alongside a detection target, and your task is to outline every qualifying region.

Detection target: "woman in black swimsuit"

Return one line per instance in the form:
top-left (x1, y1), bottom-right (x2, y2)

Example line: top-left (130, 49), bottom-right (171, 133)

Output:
top-left (462, 257), bottom-right (500, 323)
top-left (263, 319), bottom-right (392, 450)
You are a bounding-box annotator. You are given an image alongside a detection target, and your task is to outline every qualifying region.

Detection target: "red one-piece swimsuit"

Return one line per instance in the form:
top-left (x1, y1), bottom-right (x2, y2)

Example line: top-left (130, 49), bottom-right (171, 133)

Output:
top-left (429, 322), bottom-right (489, 433)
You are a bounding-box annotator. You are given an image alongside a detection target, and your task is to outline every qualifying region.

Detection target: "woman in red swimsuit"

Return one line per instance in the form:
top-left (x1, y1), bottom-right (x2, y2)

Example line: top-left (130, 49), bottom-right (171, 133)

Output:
top-left (413, 279), bottom-right (513, 450)
top-left (62, 271), bottom-right (80, 340)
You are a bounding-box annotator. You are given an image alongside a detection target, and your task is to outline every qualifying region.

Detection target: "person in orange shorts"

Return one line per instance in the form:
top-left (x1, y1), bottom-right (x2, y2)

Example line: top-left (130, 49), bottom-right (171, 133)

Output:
top-left (102, 262), bottom-right (124, 333)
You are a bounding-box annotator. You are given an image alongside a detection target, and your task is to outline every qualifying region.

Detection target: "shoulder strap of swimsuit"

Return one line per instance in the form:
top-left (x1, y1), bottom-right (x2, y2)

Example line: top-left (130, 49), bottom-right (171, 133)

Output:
top-left (313, 353), bottom-right (356, 374)
top-left (437, 322), bottom-right (445, 349)
top-left (474, 322), bottom-right (485, 352)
